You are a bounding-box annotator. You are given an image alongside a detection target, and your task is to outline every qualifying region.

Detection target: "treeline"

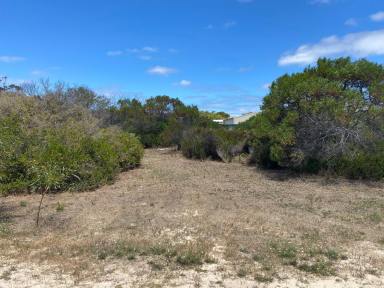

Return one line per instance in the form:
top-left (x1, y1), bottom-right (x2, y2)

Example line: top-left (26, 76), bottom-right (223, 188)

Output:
top-left (1, 57), bottom-right (383, 196)
top-left (0, 81), bottom-right (233, 195)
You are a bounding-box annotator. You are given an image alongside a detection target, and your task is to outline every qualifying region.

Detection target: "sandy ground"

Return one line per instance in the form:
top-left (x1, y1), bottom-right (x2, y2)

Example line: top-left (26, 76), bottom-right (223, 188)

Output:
top-left (0, 149), bottom-right (383, 287)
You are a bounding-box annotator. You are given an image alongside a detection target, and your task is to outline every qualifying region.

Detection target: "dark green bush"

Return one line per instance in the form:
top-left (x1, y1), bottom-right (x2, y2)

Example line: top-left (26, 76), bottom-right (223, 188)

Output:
top-left (181, 128), bottom-right (219, 160)
top-left (180, 127), bottom-right (247, 161)
top-left (247, 58), bottom-right (384, 179)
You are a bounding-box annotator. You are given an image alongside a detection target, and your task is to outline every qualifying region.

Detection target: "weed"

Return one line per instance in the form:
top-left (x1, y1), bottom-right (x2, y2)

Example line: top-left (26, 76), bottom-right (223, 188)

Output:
top-left (176, 247), bottom-right (205, 266)
top-left (254, 273), bottom-right (273, 283)
top-left (252, 253), bottom-right (264, 262)
top-left (271, 241), bottom-right (297, 259)
top-left (324, 248), bottom-right (340, 261)
top-left (0, 223), bottom-right (10, 236)
top-left (56, 202), bottom-right (64, 212)
top-left (148, 260), bottom-right (164, 271)
top-left (19, 201), bottom-right (27, 207)
top-left (298, 260), bottom-right (335, 276)
top-left (237, 267), bottom-right (247, 278)
top-left (369, 212), bottom-right (382, 224)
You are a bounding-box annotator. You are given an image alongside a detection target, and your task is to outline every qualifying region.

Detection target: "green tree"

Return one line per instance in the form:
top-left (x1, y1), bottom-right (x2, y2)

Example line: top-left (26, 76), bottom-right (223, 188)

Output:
top-left (249, 58), bottom-right (384, 178)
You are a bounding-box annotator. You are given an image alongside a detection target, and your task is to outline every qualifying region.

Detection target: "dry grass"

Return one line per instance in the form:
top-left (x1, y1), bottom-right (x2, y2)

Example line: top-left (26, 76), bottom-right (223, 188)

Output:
top-left (0, 149), bottom-right (384, 287)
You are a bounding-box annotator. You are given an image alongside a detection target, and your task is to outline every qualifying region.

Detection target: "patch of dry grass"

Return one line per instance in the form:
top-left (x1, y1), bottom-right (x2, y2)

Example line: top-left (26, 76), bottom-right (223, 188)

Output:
top-left (0, 149), bottom-right (384, 287)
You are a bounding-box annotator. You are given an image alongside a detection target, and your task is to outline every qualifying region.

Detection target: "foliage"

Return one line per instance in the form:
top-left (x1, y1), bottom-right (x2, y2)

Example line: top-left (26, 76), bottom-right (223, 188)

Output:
top-left (108, 96), bottom-right (221, 148)
top-left (180, 127), bottom-right (247, 162)
top-left (0, 83), bottom-right (143, 195)
top-left (248, 58), bottom-right (384, 179)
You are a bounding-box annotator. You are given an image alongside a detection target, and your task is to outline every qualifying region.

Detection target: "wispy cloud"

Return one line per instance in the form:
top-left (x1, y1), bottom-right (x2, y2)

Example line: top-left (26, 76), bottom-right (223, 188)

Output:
top-left (238, 66), bottom-right (254, 73)
top-left (138, 55), bottom-right (152, 61)
top-left (107, 47), bottom-right (158, 60)
top-left (370, 11), bottom-right (384, 22)
top-left (31, 66), bottom-right (61, 77)
top-left (178, 80), bottom-right (192, 87)
top-left (279, 29), bottom-right (384, 66)
top-left (237, 0), bottom-right (254, 3)
top-left (224, 20), bottom-right (237, 29)
top-left (142, 46), bottom-right (158, 53)
top-left (0, 56), bottom-right (26, 63)
top-left (106, 50), bottom-right (123, 57)
top-left (127, 47), bottom-right (158, 54)
top-left (310, 0), bottom-right (331, 5)
top-left (147, 66), bottom-right (177, 76)
top-left (345, 18), bottom-right (358, 27)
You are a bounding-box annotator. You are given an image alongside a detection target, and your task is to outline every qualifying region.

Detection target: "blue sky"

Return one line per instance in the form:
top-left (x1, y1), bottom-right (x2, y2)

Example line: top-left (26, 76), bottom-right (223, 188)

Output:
top-left (1, 0), bottom-right (384, 115)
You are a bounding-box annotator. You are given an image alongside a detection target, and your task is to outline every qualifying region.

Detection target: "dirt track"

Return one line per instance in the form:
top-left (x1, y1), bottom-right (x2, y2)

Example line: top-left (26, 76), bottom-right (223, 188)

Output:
top-left (1, 149), bottom-right (384, 287)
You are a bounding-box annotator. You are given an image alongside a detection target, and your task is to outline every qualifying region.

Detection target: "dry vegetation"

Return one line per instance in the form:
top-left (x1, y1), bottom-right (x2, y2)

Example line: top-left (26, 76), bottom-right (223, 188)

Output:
top-left (1, 149), bottom-right (384, 287)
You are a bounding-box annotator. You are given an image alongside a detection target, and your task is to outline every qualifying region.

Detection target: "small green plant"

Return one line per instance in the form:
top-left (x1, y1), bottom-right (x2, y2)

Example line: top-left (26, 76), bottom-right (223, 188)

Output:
top-left (0, 223), bottom-right (10, 236)
top-left (254, 273), bottom-right (273, 283)
top-left (369, 212), bottom-right (383, 224)
top-left (271, 241), bottom-right (297, 259)
top-left (236, 267), bottom-right (248, 278)
top-left (252, 253), bottom-right (264, 262)
top-left (324, 248), bottom-right (340, 261)
top-left (56, 202), bottom-right (65, 212)
top-left (176, 248), bottom-right (205, 266)
top-left (298, 260), bottom-right (335, 276)
top-left (19, 201), bottom-right (27, 207)
top-left (148, 260), bottom-right (164, 271)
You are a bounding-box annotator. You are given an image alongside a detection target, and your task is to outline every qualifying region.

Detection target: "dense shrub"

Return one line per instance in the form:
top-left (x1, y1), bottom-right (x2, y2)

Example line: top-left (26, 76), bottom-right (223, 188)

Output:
top-left (180, 127), bottom-right (247, 162)
top-left (181, 128), bottom-right (219, 160)
top-left (247, 58), bottom-right (384, 179)
top-left (0, 85), bottom-right (143, 195)
top-left (0, 117), bottom-right (143, 195)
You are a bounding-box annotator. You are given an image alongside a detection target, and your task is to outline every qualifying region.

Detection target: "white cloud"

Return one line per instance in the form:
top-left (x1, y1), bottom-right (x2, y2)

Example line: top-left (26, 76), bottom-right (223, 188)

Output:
top-left (345, 18), bottom-right (358, 27)
top-left (0, 56), bottom-right (25, 63)
top-left (237, 0), bottom-right (254, 3)
top-left (138, 55), bottom-right (152, 61)
top-left (106, 50), bottom-right (123, 56)
top-left (371, 11), bottom-right (384, 22)
top-left (310, 0), bottom-right (331, 5)
top-left (142, 46), bottom-right (158, 53)
top-left (147, 66), bottom-right (177, 76)
top-left (168, 48), bottom-right (179, 53)
top-left (224, 21), bottom-right (237, 29)
top-left (205, 24), bottom-right (214, 30)
top-left (279, 29), bottom-right (384, 66)
top-left (127, 47), bottom-right (158, 53)
top-left (179, 80), bottom-right (192, 87)
top-left (238, 66), bottom-right (254, 73)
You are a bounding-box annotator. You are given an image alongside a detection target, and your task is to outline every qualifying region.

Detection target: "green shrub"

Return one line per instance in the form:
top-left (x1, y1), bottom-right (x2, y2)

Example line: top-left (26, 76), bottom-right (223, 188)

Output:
top-left (247, 58), bottom-right (384, 179)
top-left (0, 108), bottom-right (144, 195)
top-left (180, 128), bottom-right (218, 160)
top-left (98, 128), bottom-right (144, 170)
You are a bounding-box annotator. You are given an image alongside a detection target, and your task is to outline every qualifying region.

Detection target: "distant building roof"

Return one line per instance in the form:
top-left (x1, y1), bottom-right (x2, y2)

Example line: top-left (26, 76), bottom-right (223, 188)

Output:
top-left (223, 112), bottom-right (257, 126)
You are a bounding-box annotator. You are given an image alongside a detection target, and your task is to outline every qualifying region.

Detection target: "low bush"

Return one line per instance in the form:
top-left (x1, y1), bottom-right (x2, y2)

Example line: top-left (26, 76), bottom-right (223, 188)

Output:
top-left (180, 127), bottom-right (219, 160)
top-left (181, 127), bottom-right (248, 162)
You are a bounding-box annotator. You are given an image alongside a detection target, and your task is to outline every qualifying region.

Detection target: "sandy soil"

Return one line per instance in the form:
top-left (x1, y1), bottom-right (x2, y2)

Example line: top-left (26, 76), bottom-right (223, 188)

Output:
top-left (0, 149), bottom-right (383, 287)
